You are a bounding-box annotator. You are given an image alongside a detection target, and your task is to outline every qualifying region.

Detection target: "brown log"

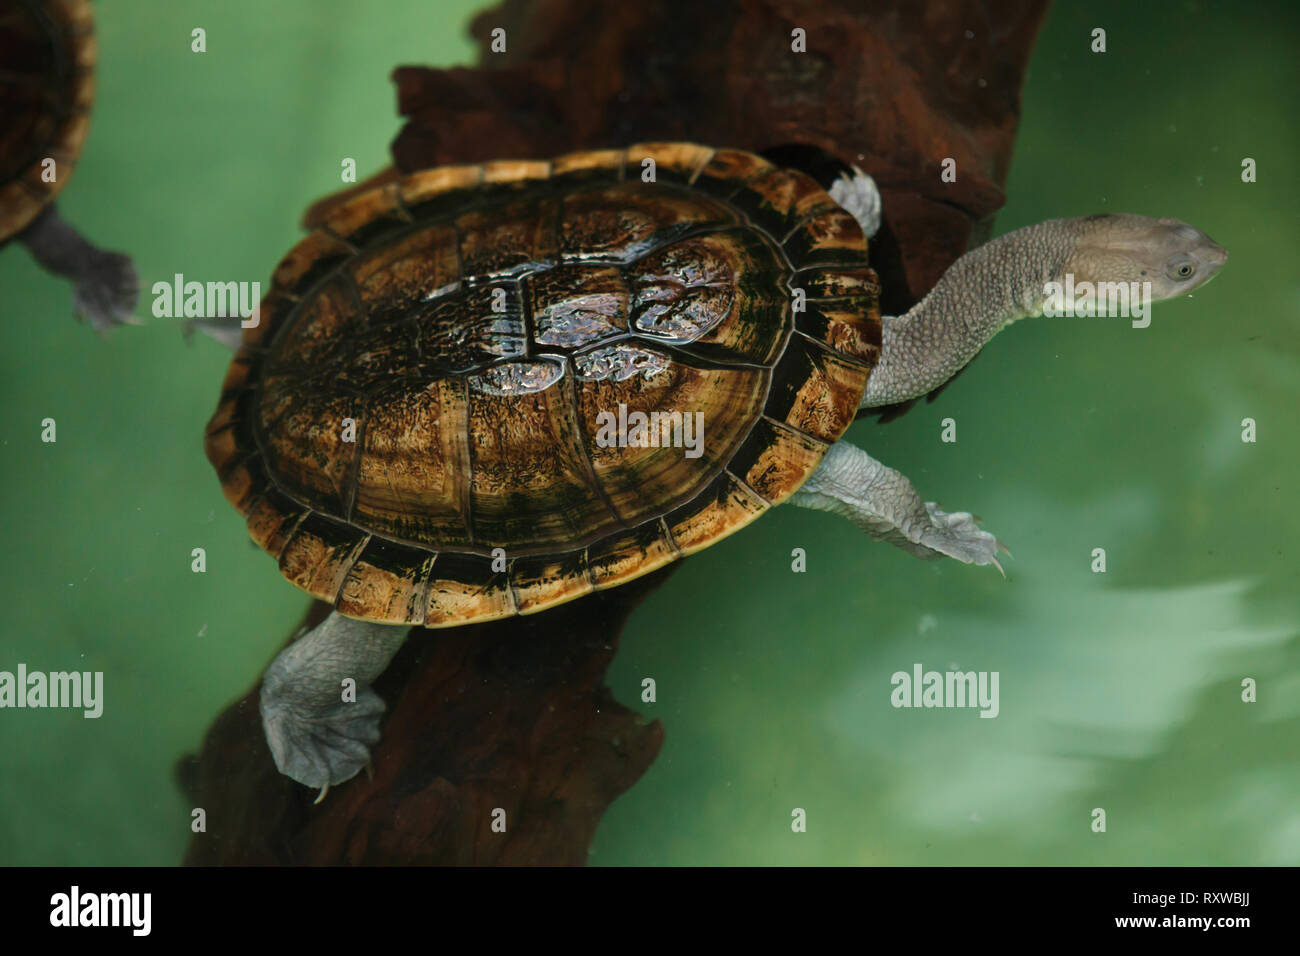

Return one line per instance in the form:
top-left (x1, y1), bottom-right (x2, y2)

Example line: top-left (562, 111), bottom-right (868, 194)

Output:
top-left (393, 0), bottom-right (1050, 312)
top-left (181, 0), bottom-right (1049, 866)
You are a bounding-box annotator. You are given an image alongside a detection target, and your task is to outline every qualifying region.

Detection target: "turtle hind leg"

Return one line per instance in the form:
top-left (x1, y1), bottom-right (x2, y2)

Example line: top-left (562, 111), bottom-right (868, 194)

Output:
top-left (790, 440), bottom-right (1005, 572)
top-left (17, 204), bottom-right (140, 332)
top-left (259, 611), bottom-right (411, 792)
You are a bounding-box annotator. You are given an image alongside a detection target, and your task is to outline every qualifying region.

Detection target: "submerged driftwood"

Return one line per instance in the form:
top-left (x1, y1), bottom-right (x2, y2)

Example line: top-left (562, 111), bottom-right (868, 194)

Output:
top-left (180, 571), bottom-right (670, 864)
top-left (180, 0), bottom-right (1049, 865)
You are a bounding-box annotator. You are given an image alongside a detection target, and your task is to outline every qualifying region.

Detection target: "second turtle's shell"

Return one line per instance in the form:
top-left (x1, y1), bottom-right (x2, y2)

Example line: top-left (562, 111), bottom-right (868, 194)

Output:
top-left (206, 143), bottom-right (881, 625)
top-left (0, 0), bottom-right (95, 242)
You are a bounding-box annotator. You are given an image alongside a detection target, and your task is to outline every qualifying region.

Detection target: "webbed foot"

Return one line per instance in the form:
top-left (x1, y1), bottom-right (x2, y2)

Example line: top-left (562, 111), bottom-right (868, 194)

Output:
top-left (73, 248), bottom-right (140, 332)
top-left (18, 204), bottom-right (140, 331)
top-left (916, 502), bottom-right (1004, 573)
top-left (257, 610), bottom-right (411, 791)
top-left (789, 440), bottom-right (1006, 574)
top-left (260, 676), bottom-right (386, 790)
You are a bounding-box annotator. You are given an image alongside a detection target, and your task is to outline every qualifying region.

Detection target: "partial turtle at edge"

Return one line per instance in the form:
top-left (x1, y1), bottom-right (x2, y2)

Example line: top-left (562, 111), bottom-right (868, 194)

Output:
top-left (0, 0), bottom-right (139, 330)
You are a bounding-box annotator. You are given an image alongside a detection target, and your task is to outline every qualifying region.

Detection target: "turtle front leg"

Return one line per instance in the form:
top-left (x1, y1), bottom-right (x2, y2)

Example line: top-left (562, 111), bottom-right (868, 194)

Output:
top-left (183, 315), bottom-right (245, 349)
top-left (17, 204), bottom-right (139, 332)
top-left (828, 165), bottom-right (882, 240)
top-left (259, 610), bottom-right (411, 792)
top-left (790, 441), bottom-right (1004, 571)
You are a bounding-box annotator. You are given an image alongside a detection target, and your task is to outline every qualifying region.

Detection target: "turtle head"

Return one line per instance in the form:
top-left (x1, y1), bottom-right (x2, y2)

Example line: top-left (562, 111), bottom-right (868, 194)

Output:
top-left (1066, 213), bottom-right (1228, 302)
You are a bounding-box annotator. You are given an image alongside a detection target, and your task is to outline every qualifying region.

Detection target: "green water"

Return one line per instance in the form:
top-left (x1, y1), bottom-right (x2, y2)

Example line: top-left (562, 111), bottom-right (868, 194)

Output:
top-left (0, 0), bottom-right (1296, 866)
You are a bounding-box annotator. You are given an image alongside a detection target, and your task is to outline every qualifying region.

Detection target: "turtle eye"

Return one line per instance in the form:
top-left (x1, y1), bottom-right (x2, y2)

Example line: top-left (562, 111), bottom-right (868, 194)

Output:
top-left (1165, 256), bottom-right (1197, 281)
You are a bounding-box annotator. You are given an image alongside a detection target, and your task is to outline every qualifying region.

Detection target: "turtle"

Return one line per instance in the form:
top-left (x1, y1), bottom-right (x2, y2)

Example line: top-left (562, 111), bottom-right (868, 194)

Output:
top-left (204, 141), bottom-right (1227, 793)
top-left (0, 0), bottom-right (138, 329)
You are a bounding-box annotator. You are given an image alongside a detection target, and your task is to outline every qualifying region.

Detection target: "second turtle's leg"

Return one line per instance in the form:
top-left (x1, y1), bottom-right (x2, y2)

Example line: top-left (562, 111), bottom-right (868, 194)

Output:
top-left (17, 204), bottom-right (139, 331)
top-left (259, 611), bottom-right (411, 791)
top-left (789, 440), bottom-right (1003, 570)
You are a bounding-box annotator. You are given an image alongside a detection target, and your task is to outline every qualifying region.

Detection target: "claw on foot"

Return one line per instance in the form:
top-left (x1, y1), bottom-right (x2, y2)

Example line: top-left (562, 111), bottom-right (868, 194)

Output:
top-left (260, 683), bottom-right (386, 790)
top-left (257, 611), bottom-right (409, 791)
top-left (919, 502), bottom-right (1003, 569)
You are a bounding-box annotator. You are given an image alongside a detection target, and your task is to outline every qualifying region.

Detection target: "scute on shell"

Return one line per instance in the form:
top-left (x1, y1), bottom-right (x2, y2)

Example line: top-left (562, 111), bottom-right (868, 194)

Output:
top-left (207, 143), bottom-right (881, 625)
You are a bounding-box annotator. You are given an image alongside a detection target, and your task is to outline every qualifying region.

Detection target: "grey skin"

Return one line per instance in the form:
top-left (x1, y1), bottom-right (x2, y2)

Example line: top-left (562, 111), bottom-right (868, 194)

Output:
top-left (17, 204), bottom-right (139, 331)
top-left (250, 172), bottom-right (1228, 795)
top-left (259, 613), bottom-right (404, 796)
top-left (792, 204), bottom-right (1229, 571)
